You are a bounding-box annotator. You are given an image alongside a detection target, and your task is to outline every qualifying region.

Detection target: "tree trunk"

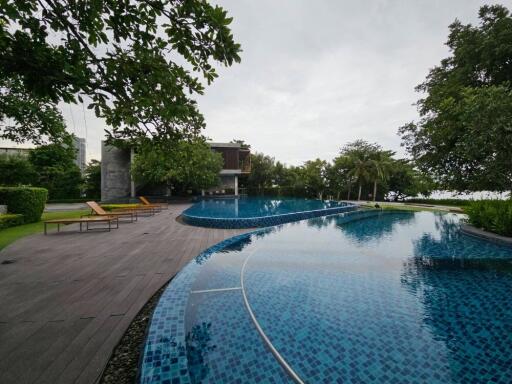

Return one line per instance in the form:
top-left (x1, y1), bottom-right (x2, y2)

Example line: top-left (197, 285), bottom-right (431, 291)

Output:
top-left (373, 180), bottom-right (377, 202)
top-left (357, 183), bottom-right (362, 201)
top-left (347, 182), bottom-right (352, 200)
top-left (336, 191), bottom-right (340, 201)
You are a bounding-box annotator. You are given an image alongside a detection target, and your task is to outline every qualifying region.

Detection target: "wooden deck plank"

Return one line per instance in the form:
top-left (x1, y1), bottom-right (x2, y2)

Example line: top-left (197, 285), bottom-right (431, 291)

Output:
top-left (23, 318), bottom-right (93, 384)
top-left (0, 203), bottom-right (247, 384)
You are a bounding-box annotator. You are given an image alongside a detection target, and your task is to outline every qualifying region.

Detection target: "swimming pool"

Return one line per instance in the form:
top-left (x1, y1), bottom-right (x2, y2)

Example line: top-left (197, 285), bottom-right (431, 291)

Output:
top-left (181, 197), bottom-right (356, 228)
top-left (141, 210), bottom-right (512, 383)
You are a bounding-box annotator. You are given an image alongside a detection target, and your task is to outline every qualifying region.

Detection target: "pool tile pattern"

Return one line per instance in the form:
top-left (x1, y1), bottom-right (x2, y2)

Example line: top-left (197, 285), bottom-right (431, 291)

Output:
top-left (185, 291), bottom-right (292, 383)
top-left (245, 266), bottom-right (512, 383)
top-left (139, 233), bottom-right (262, 384)
top-left (140, 210), bottom-right (512, 383)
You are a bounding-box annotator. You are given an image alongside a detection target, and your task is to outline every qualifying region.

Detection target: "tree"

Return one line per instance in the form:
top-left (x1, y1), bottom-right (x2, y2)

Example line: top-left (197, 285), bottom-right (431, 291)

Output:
top-left (0, 78), bottom-right (68, 145)
top-left (29, 139), bottom-right (82, 199)
top-left (230, 139), bottom-right (251, 149)
top-left (399, 5), bottom-right (512, 193)
top-left (386, 160), bottom-right (434, 201)
top-left (339, 140), bottom-right (382, 201)
top-left (273, 161), bottom-right (294, 188)
top-left (131, 139), bottom-right (223, 194)
top-left (246, 153), bottom-right (275, 191)
top-left (1, 1), bottom-right (241, 144)
top-left (0, 154), bottom-right (37, 185)
top-left (326, 156), bottom-right (353, 200)
top-left (368, 150), bottom-right (394, 202)
top-left (84, 160), bottom-right (101, 198)
top-left (300, 159), bottom-right (327, 199)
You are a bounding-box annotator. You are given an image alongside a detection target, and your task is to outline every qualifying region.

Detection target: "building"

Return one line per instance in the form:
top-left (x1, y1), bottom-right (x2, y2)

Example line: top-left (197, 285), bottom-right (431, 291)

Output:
top-left (0, 147), bottom-right (32, 157)
top-left (1, 137), bottom-right (86, 174)
top-left (101, 141), bottom-right (251, 202)
top-left (210, 142), bottom-right (251, 195)
top-left (73, 137), bottom-right (87, 174)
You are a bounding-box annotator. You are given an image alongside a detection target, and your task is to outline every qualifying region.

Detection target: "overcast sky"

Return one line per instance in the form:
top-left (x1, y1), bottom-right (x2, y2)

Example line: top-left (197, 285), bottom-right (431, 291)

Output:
top-left (3, 0), bottom-right (505, 165)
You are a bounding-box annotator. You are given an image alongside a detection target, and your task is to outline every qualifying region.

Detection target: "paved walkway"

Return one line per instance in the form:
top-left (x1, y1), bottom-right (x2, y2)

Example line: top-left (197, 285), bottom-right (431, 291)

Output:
top-left (0, 204), bottom-right (247, 384)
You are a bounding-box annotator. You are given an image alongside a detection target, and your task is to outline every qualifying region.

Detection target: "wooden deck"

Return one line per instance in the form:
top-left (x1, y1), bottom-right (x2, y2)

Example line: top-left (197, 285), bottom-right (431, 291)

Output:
top-left (0, 204), bottom-right (247, 384)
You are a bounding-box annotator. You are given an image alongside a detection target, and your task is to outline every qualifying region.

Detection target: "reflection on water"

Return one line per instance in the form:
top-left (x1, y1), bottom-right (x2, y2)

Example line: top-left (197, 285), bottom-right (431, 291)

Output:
top-left (400, 213), bottom-right (512, 383)
top-left (410, 213), bottom-right (512, 260)
top-left (305, 210), bottom-right (416, 241)
top-left (186, 322), bottom-right (216, 384)
top-left (145, 210), bottom-right (512, 384)
top-left (185, 197), bottom-right (348, 218)
top-left (335, 211), bottom-right (415, 242)
top-left (194, 226), bottom-right (278, 265)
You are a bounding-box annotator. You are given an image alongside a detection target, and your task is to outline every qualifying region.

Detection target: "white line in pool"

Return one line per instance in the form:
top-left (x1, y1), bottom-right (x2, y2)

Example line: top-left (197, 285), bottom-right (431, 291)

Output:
top-left (240, 250), bottom-right (306, 384)
top-left (190, 287), bottom-right (242, 294)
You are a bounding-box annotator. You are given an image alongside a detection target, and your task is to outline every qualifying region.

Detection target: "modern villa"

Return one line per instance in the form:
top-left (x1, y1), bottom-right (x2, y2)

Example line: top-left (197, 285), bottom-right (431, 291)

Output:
top-left (101, 141), bottom-right (251, 202)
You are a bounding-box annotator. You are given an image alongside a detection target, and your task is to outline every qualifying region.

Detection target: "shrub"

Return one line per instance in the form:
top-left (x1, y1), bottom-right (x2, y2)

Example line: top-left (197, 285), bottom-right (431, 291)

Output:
top-left (466, 200), bottom-right (512, 237)
top-left (29, 142), bottom-right (83, 199)
top-left (0, 214), bottom-right (24, 230)
top-left (0, 187), bottom-right (48, 223)
top-left (0, 154), bottom-right (37, 186)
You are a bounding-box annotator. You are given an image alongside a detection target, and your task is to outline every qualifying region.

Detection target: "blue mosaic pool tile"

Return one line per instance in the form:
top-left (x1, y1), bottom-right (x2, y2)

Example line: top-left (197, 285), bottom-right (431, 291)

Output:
top-left (182, 203), bottom-right (358, 229)
top-left (139, 230), bottom-right (272, 384)
top-left (185, 290), bottom-right (292, 383)
top-left (138, 209), bottom-right (399, 384)
top-left (141, 210), bottom-right (512, 383)
top-left (240, 212), bottom-right (512, 383)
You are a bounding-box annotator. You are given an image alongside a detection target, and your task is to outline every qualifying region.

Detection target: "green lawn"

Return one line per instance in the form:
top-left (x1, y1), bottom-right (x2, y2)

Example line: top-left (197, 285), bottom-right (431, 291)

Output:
top-left (0, 210), bottom-right (88, 251)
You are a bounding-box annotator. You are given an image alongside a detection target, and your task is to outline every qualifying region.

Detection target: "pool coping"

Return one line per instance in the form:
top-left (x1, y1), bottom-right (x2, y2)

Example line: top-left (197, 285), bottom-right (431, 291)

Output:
top-left (181, 202), bottom-right (358, 228)
top-left (460, 224), bottom-right (512, 247)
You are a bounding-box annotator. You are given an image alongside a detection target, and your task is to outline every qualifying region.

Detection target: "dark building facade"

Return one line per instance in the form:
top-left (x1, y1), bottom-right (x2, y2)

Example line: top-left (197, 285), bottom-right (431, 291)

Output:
top-left (101, 142), bottom-right (251, 202)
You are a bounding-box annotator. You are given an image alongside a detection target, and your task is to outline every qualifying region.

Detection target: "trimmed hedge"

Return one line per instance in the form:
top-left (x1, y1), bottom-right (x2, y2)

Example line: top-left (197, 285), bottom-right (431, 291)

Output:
top-left (0, 214), bottom-right (24, 230)
top-left (466, 200), bottom-right (512, 237)
top-left (0, 187), bottom-right (48, 223)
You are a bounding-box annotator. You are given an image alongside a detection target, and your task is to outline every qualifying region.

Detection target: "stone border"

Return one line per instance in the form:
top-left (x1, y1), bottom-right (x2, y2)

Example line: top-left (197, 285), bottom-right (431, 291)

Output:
top-left (460, 224), bottom-right (512, 247)
top-left (181, 203), bottom-right (358, 229)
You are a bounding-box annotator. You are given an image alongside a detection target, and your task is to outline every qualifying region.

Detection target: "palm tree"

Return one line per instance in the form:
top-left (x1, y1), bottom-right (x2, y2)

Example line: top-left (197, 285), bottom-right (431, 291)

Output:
top-left (339, 140), bottom-right (393, 201)
top-left (349, 157), bottom-right (373, 201)
top-left (369, 152), bottom-right (393, 201)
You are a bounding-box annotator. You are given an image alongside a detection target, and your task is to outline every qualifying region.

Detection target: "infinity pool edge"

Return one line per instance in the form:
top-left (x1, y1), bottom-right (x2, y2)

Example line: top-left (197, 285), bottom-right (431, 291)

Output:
top-left (181, 202), bottom-right (359, 228)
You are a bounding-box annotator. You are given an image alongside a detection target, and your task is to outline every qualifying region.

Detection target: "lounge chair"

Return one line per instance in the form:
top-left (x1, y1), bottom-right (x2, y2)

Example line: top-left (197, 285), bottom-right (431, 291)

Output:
top-left (44, 216), bottom-right (119, 234)
top-left (110, 203), bottom-right (157, 216)
top-left (139, 196), bottom-right (168, 210)
top-left (85, 201), bottom-right (137, 222)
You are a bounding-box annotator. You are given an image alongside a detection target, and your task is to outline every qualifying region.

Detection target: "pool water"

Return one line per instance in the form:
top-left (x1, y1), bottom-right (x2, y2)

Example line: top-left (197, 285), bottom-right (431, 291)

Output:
top-left (184, 197), bottom-right (347, 218)
top-left (181, 197), bottom-right (356, 228)
top-left (141, 210), bottom-right (512, 383)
